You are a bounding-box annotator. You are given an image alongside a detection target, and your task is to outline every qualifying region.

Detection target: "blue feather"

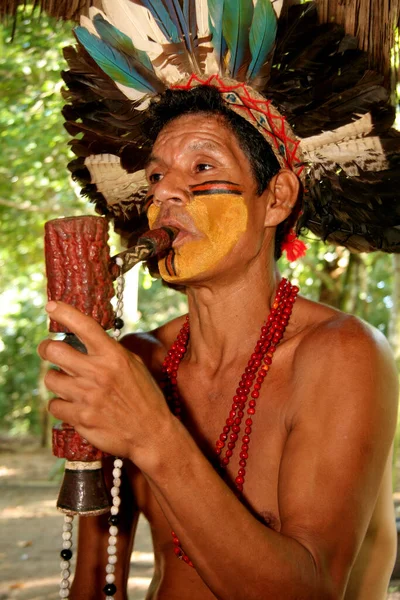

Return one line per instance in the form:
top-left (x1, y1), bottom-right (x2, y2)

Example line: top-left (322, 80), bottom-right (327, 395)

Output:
top-left (163, 0), bottom-right (192, 49)
top-left (208, 0), bottom-right (225, 67)
top-left (92, 14), bottom-right (154, 72)
top-left (137, 0), bottom-right (180, 43)
top-left (75, 26), bottom-right (158, 93)
top-left (247, 0), bottom-right (277, 80)
top-left (221, 0), bottom-right (254, 78)
top-left (183, 0), bottom-right (197, 42)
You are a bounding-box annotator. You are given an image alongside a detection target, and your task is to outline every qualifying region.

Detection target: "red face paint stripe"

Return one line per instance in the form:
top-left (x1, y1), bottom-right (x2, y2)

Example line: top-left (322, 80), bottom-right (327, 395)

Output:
top-left (190, 181), bottom-right (242, 193)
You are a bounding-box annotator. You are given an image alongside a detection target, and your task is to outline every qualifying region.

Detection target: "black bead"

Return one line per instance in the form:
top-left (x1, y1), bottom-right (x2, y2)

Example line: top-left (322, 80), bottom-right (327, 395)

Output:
top-left (114, 317), bottom-right (124, 330)
top-left (103, 583), bottom-right (117, 595)
top-left (60, 549), bottom-right (73, 560)
top-left (108, 515), bottom-right (119, 526)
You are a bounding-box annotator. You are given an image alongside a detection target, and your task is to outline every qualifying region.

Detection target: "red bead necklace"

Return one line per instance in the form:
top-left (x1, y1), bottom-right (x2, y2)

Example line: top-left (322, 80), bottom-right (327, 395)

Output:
top-left (161, 278), bottom-right (299, 567)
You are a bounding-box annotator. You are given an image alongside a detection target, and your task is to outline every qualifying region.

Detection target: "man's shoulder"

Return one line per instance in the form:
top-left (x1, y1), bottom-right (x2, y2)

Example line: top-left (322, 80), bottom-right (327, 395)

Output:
top-left (295, 296), bottom-right (391, 360)
top-left (121, 314), bottom-right (187, 374)
top-left (291, 296), bottom-right (397, 410)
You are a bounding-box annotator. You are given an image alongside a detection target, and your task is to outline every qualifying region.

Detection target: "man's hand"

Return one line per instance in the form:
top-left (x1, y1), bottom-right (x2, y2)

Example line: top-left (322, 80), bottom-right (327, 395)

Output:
top-left (37, 301), bottom-right (173, 465)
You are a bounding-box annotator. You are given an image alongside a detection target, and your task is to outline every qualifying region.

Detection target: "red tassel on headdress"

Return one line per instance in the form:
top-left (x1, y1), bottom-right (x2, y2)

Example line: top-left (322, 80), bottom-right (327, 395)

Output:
top-left (281, 229), bottom-right (307, 262)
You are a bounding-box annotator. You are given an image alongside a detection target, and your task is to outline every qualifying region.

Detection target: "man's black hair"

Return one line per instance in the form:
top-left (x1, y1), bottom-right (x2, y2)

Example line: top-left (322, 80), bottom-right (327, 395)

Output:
top-left (145, 85), bottom-right (289, 259)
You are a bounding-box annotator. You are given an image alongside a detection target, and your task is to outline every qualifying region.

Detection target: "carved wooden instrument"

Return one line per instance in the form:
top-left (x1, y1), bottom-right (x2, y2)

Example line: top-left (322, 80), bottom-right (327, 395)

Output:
top-left (44, 215), bottom-right (177, 515)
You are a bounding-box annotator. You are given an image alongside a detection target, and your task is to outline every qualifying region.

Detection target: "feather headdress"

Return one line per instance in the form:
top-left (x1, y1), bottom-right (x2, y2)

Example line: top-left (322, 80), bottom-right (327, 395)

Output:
top-left (61, 0), bottom-right (400, 257)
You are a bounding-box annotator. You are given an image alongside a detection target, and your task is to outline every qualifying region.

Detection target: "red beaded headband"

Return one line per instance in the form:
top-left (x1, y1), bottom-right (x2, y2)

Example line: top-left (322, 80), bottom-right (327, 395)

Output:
top-left (171, 74), bottom-right (306, 182)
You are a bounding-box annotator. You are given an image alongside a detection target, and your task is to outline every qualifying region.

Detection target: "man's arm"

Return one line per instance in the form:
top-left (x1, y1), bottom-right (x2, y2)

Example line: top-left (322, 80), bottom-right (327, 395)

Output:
top-left (138, 317), bottom-right (397, 599)
top-left (40, 304), bottom-right (398, 600)
top-left (69, 332), bottom-right (160, 600)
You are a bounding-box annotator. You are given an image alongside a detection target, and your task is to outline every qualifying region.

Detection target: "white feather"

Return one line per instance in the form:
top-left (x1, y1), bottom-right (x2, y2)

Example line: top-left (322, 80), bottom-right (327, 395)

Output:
top-left (271, 0), bottom-right (284, 18)
top-left (301, 113), bottom-right (374, 154)
top-left (80, 6), bottom-right (162, 104)
top-left (79, 15), bottom-right (99, 36)
top-left (101, 0), bottom-right (162, 55)
top-left (304, 136), bottom-right (389, 178)
top-left (114, 83), bottom-right (149, 103)
top-left (202, 50), bottom-right (219, 75)
top-left (127, 3), bottom-right (168, 45)
top-left (196, 0), bottom-right (209, 37)
top-left (85, 154), bottom-right (148, 206)
top-left (100, 0), bottom-right (182, 83)
top-left (88, 6), bottom-right (108, 21)
top-left (194, 0), bottom-right (218, 74)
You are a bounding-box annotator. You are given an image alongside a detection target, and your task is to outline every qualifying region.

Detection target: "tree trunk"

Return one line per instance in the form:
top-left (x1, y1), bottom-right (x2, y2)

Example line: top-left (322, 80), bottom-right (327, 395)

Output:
top-left (314, 0), bottom-right (399, 89)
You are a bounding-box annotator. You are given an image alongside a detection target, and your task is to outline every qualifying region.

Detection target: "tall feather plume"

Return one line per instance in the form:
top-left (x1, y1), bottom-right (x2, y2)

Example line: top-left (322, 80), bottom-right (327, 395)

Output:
top-left (74, 26), bottom-right (164, 96)
top-left (80, 14), bottom-right (99, 36)
top-left (93, 13), bottom-right (154, 71)
top-left (301, 112), bottom-right (373, 152)
top-left (222, 0), bottom-right (254, 79)
top-left (247, 0), bottom-right (277, 86)
top-left (184, 0), bottom-right (198, 43)
top-left (162, 0), bottom-right (200, 72)
top-left (152, 43), bottom-right (195, 77)
top-left (91, 2), bottom-right (182, 83)
top-left (192, 0), bottom-right (217, 73)
top-left (268, 5), bottom-right (388, 136)
top-left (100, 0), bottom-right (162, 54)
top-left (120, 0), bottom-right (195, 79)
top-left (208, 0), bottom-right (226, 69)
top-left (70, 30), bottom-right (145, 102)
top-left (91, 11), bottom-right (170, 93)
top-left (132, 0), bottom-right (180, 42)
top-left (163, 0), bottom-right (191, 44)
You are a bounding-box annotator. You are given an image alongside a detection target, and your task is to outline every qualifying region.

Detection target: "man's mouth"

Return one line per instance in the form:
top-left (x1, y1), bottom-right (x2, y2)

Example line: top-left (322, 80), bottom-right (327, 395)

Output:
top-left (153, 218), bottom-right (201, 248)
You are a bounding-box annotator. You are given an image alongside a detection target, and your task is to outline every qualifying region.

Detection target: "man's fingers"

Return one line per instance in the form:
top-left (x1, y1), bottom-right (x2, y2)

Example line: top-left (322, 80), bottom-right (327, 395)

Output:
top-left (45, 301), bottom-right (113, 354)
top-left (48, 398), bottom-right (77, 425)
top-left (45, 369), bottom-right (83, 399)
top-left (38, 339), bottom-right (87, 376)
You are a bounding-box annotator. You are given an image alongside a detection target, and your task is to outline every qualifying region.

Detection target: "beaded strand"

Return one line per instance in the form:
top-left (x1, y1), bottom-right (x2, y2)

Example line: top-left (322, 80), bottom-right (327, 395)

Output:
top-left (102, 457), bottom-right (124, 599)
top-left (103, 256), bottom-right (126, 599)
top-left (161, 278), bottom-right (299, 567)
top-left (57, 256), bottom-right (126, 599)
top-left (59, 515), bottom-right (73, 598)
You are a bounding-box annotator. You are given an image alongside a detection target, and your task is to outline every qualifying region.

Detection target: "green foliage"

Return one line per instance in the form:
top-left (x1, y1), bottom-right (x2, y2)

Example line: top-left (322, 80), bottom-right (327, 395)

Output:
top-left (0, 9), bottom-right (89, 433)
top-left (0, 296), bottom-right (46, 434)
top-left (0, 10), bottom-right (87, 275)
top-left (280, 235), bottom-right (393, 335)
top-left (136, 269), bottom-right (188, 331)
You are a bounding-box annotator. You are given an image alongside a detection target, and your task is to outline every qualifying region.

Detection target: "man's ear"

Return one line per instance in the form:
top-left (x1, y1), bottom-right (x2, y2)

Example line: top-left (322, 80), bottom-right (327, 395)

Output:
top-left (262, 169), bottom-right (300, 227)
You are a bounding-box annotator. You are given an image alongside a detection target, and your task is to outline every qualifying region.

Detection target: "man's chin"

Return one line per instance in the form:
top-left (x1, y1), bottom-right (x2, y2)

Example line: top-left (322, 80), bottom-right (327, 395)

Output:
top-left (158, 260), bottom-right (210, 285)
top-left (158, 258), bottom-right (224, 287)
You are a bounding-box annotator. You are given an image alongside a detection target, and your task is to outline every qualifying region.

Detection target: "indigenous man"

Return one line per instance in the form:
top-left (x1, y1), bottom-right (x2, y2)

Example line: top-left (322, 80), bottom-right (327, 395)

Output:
top-left (37, 0), bottom-right (400, 597)
top-left (39, 85), bottom-right (398, 600)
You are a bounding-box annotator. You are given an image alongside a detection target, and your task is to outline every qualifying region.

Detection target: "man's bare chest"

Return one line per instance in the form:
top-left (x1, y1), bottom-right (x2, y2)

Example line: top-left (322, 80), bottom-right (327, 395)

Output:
top-left (170, 363), bottom-right (294, 529)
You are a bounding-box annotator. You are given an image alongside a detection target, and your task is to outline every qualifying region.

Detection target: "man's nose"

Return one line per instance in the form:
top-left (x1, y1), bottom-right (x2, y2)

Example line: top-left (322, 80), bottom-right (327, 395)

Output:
top-left (152, 171), bottom-right (191, 207)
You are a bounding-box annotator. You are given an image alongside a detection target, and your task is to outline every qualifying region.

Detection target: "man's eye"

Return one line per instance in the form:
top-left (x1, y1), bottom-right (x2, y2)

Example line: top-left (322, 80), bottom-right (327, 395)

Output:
top-left (196, 163), bottom-right (213, 172)
top-left (149, 173), bottom-right (163, 183)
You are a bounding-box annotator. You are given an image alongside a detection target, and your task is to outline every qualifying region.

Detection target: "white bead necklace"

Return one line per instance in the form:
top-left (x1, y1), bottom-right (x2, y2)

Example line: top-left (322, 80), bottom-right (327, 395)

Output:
top-left (58, 256), bottom-right (125, 600)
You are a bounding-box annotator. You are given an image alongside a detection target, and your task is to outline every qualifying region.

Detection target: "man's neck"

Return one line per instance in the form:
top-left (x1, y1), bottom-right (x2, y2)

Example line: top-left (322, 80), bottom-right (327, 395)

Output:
top-left (184, 261), bottom-right (280, 373)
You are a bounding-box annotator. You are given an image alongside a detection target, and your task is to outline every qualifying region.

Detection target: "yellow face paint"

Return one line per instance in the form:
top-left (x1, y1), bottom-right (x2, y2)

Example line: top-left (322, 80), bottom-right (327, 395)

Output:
top-left (147, 191), bottom-right (248, 282)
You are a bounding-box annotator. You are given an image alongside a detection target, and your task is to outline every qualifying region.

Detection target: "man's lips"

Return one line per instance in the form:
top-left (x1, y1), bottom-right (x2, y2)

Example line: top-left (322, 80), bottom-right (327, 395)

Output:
top-left (153, 219), bottom-right (200, 248)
